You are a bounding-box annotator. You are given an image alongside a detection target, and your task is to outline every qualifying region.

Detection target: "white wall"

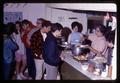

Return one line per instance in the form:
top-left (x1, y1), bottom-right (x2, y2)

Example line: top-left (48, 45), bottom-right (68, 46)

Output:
top-left (111, 30), bottom-right (117, 80)
top-left (46, 8), bottom-right (87, 34)
top-left (4, 3), bottom-right (87, 33)
top-left (4, 3), bottom-right (46, 25)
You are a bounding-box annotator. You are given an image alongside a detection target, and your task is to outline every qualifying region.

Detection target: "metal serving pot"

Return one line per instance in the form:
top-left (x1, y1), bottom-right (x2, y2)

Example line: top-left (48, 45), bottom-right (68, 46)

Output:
top-left (72, 45), bottom-right (82, 56)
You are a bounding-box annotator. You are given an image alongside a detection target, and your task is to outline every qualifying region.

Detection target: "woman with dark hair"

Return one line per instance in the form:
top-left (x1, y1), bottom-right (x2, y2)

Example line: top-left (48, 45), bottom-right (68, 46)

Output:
top-left (68, 21), bottom-right (83, 55)
top-left (87, 24), bottom-right (107, 58)
top-left (12, 21), bottom-right (27, 80)
top-left (68, 21), bottom-right (83, 45)
top-left (28, 18), bottom-right (45, 41)
top-left (21, 19), bottom-right (36, 80)
top-left (61, 27), bottom-right (71, 42)
top-left (85, 24), bottom-right (108, 75)
top-left (3, 22), bottom-right (18, 80)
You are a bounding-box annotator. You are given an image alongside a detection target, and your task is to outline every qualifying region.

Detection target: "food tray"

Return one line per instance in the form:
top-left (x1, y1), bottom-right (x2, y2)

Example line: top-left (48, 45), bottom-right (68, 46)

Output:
top-left (73, 55), bottom-right (88, 62)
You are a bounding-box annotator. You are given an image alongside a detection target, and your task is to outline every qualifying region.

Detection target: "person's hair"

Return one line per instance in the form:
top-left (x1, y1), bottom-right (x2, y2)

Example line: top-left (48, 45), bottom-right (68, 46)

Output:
top-left (15, 21), bottom-right (22, 34)
top-left (41, 20), bottom-right (52, 28)
top-left (105, 29), bottom-right (115, 44)
top-left (21, 19), bottom-right (35, 29)
top-left (15, 21), bottom-right (21, 25)
top-left (6, 22), bottom-right (16, 36)
top-left (61, 27), bottom-right (72, 42)
top-left (71, 21), bottom-right (83, 32)
top-left (96, 24), bottom-right (107, 36)
top-left (55, 23), bottom-right (63, 29)
top-left (37, 18), bottom-right (45, 22)
top-left (21, 19), bottom-right (30, 25)
top-left (51, 23), bottom-right (63, 32)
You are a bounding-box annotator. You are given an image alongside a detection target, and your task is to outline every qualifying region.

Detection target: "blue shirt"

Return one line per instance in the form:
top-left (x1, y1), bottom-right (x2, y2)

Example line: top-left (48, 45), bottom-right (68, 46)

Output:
top-left (70, 32), bottom-right (82, 45)
top-left (4, 37), bottom-right (17, 63)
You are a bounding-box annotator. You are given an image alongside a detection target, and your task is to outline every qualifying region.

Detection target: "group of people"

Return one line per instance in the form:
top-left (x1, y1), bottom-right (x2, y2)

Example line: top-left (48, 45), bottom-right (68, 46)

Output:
top-left (3, 15), bottom-right (116, 80)
top-left (3, 18), bottom-right (63, 80)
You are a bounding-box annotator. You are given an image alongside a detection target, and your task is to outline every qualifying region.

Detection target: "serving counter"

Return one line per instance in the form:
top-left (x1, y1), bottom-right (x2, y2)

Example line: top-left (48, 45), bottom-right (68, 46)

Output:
top-left (60, 50), bottom-right (111, 80)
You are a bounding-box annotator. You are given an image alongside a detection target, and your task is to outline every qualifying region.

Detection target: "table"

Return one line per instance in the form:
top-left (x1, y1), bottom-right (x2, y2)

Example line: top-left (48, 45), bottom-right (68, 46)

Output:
top-left (60, 50), bottom-right (111, 80)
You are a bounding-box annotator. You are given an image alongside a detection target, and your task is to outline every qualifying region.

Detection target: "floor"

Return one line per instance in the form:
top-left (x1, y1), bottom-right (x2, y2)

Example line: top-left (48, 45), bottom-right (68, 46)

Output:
top-left (11, 72), bottom-right (60, 80)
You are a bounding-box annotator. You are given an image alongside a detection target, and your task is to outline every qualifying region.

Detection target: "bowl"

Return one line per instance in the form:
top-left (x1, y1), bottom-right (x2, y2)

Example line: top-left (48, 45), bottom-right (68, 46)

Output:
top-left (81, 63), bottom-right (89, 71)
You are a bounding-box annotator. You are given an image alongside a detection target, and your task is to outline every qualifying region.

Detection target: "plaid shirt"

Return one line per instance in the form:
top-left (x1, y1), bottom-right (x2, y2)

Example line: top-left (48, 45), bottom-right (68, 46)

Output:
top-left (31, 29), bottom-right (44, 59)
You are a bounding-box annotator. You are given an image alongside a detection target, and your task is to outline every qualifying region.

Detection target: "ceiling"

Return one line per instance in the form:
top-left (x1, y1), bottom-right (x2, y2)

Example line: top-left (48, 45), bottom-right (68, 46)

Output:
top-left (4, 3), bottom-right (116, 20)
top-left (46, 3), bottom-right (117, 12)
top-left (46, 3), bottom-right (116, 20)
top-left (4, 3), bottom-right (116, 12)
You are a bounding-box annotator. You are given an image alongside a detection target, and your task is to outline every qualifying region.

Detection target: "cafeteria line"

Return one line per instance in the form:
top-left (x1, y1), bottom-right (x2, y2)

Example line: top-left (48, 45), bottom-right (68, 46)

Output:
top-left (3, 3), bottom-right (117, 80)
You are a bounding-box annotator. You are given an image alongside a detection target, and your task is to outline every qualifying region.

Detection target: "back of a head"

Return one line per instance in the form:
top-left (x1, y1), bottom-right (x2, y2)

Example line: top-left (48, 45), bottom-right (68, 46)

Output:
top-left (51, 23), bottom-right (63, 32)
top-left (6, 22), bottom-right (15, 36)
top-left (55, 23), bottom-right (63, 29)
top-left (37, 18), bottom-right (45, 22)
top-left (21, 19), bottom-right (30, 25)
top-left (21, 19), bottom-right (35, 29)
top-left (62, 27), bottom-right (71, 35)
top-left (61, 27), bottom-right (72, 41)
top-left (42, 20), bottom-right (52, 28)
top-left (15, 21), bottom-right (21, 25)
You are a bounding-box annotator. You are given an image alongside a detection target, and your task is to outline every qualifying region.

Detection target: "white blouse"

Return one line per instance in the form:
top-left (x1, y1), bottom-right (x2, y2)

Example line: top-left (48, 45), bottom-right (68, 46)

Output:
top-left (13, 32), bottom-right (26, 55)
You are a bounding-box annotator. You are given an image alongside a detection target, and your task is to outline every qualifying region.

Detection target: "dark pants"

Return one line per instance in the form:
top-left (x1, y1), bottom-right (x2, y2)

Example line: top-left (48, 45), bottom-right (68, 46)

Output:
top-left (26, 47), bottom-right (36, 79)
top-left (3, 62), bottom-right (11, 80)
top-left (58, 61), bottom-right (63, 80)
top-left (107, 48), bottom-right (113, 66)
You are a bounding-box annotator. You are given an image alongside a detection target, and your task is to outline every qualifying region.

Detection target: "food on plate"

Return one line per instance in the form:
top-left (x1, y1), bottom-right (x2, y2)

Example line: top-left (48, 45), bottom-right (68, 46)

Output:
top-left (73, 55), bottom-right (87, 61)
top-left (92, 56), bottom-right (107, 63)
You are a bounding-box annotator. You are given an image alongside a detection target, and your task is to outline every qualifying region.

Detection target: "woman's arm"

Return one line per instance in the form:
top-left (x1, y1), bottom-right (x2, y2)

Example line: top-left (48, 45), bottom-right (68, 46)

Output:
top-left (88, 34), bottom-right (107, 54)
top-left (87, 46), bottom-right (102, 55)
top-left (9, 38), bottom-right (18, 51)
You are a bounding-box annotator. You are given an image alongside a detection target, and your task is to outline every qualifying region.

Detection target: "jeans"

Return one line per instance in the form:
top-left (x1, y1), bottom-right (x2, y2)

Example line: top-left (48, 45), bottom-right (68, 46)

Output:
top-left (45, 63), bottom-right (58, 80)
top-left (26, 47), bottom-right (36, 79)
top-left (34, 59), bottom-right (45, 80)
top-left (3, 62), bottom-right (11, 80)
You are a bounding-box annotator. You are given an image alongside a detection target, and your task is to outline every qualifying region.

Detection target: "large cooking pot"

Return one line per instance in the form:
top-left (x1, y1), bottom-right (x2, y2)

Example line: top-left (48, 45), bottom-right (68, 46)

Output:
top-left (72, 45), bottom-right (82, 56)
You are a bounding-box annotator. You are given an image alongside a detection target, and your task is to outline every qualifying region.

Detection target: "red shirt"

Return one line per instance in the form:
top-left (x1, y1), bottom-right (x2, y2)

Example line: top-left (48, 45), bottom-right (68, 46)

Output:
top-left (21, 29), bottom-right (31, 48)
